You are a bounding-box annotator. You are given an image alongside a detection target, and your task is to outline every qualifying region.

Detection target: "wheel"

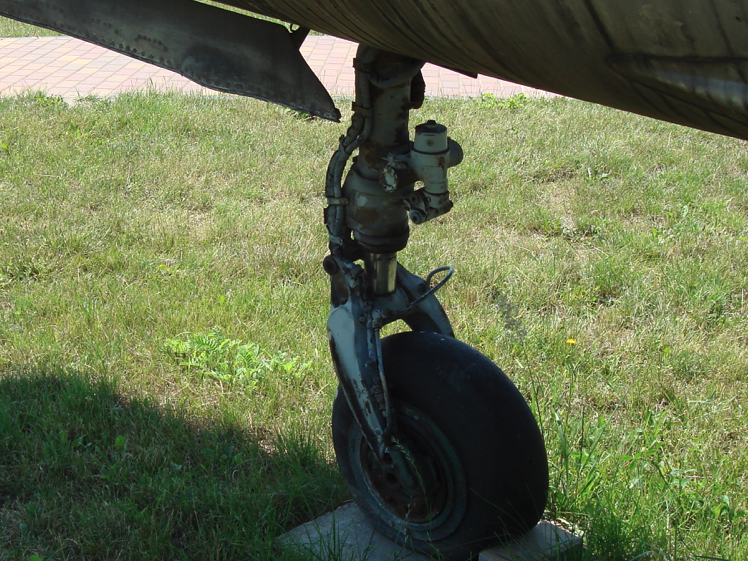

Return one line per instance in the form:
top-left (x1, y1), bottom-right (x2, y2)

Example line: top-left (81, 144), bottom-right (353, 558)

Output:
top-left (332, 331), bottom-right (548, 560)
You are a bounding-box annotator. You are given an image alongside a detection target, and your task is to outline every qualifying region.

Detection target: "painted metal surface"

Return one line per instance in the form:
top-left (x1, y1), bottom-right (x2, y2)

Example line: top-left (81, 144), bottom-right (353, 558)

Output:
top-left (224, 0), bottom-right (748, 140)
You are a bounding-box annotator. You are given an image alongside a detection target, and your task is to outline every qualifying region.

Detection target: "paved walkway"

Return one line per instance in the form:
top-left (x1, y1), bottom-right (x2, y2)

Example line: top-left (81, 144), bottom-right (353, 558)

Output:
top-left (0, 35), bottom-right (552, 101)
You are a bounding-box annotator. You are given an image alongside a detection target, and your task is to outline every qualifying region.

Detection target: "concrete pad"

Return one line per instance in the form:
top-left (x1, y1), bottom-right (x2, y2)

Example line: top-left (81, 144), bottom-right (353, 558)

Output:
top-left (278, 502), bottom-right (430, 561)
top-left (278, 503), bottom-right (582, 561)
top-left (479, 522), bottom-right (583, 561)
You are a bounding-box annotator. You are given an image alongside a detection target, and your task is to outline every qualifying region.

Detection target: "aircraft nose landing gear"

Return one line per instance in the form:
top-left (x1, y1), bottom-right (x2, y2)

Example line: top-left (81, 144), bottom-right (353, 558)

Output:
top-left (325, 46), bottom-right (549, 560)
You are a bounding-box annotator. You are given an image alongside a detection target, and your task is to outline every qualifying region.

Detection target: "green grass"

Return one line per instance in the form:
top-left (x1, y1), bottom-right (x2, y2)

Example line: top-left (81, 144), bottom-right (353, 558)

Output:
top-left (0, 90), bottom-right (746, 560)
top-left (0, 16), bottom-right (59, 37)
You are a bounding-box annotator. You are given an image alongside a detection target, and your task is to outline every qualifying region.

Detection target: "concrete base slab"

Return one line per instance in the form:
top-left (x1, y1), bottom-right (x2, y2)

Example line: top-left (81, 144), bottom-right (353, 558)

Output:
top-left (479, 522), bottom-right (583, 561)
top-left (278, 502), bottom-right (429, 561)
top-left (278, 503), bottom-right (582, 561)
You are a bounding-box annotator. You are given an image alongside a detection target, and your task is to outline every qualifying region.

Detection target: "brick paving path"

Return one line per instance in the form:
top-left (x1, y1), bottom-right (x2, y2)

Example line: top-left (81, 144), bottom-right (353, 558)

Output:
top-left (0, 35), bottom-right (553, 101)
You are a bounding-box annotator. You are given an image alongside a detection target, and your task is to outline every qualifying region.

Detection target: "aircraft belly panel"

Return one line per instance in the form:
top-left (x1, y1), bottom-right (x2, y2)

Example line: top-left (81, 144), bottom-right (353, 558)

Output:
top-left (229, 0), bottom-right (748, 139)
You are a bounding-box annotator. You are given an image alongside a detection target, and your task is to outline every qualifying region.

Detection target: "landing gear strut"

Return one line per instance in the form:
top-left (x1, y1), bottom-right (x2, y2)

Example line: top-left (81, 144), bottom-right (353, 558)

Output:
top-left (324, 46), bottom-right (548, 560)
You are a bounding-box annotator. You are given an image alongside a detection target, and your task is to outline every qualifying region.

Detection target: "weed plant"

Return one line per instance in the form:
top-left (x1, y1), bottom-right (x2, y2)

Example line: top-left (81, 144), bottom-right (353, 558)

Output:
top-left (0, 90), bottom-right (746, 560)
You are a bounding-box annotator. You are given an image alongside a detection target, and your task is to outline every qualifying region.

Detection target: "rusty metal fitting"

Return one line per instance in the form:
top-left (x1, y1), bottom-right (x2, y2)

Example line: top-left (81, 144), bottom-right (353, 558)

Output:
top-left (407, 120), bottom-right (463, 224)
top-left (408, 189), bottom-right (454, 225)
top-left (338, 50), bottom-right (427, 254)
top-left (343, 170), bottom-right (410, 254)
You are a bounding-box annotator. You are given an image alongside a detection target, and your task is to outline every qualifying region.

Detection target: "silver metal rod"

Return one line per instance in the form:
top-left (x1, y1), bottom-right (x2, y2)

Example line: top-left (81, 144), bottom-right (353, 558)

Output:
top-left (364, 252), bottom-right (398, 295)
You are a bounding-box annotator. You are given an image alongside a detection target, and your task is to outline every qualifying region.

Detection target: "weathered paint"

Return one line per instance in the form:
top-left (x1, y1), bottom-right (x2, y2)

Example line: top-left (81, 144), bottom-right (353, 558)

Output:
top-left (225, 0), bottom-right (748, 139)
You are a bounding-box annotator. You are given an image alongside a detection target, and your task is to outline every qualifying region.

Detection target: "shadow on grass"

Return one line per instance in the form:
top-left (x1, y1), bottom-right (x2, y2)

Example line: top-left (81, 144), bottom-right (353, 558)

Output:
top-left (0, 366), bottom-right (347, 561)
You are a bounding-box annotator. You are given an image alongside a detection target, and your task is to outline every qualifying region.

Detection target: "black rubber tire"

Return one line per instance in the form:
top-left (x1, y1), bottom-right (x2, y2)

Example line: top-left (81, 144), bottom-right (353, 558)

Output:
top-left (332, 331), bottom-right (548, 560)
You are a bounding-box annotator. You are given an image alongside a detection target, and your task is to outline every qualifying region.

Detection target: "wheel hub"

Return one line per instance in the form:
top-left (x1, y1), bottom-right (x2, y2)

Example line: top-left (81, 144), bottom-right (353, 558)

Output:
top-left (348, 402), bottom-right (467, 540)
top-left (362, 440), bottom-right (445, 522)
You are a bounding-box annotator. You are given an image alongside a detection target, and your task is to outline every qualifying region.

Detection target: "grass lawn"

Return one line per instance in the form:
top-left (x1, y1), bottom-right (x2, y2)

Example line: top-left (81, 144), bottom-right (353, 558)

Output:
top-left (0, 58), bottom-right (746, 561)
top-left (0, 16), bottom-right (59, 37)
